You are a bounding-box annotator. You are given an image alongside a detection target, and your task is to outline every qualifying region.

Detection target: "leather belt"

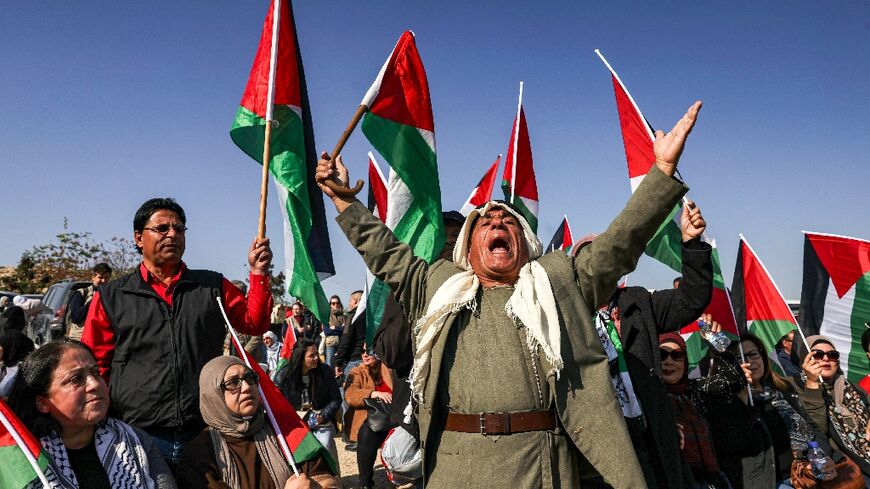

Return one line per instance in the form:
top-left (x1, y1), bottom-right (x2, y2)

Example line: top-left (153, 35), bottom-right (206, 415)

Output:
top-left (445, 409), bottom-right (557, 435)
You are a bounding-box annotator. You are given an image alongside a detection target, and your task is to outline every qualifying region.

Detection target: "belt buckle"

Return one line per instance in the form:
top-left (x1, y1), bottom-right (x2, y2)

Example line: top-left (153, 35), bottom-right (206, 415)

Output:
top-left (479, 413), bottom-right (486, 434)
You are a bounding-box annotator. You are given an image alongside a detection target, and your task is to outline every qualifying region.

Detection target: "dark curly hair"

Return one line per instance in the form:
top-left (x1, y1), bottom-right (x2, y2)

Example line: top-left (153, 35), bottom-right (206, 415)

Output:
top-left (7, 339), bottom-right (98, 438)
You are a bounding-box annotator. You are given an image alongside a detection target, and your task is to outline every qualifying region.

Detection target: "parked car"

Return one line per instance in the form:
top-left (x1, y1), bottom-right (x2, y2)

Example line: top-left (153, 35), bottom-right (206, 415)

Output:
top-left (27, 280), bottom-right (90, 345)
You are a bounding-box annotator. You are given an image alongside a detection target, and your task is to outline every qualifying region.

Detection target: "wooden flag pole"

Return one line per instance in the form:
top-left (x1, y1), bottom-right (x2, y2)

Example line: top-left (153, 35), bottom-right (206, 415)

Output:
top-left (258, 121), bottom-right (273, 239)
top-left (322, 104), bottom-right (367, 197)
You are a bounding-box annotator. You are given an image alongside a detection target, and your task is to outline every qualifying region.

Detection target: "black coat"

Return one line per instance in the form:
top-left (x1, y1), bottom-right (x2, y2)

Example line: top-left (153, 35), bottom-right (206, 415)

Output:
top-left (280, 363), bottom-right (342, 423)
top-left (334, 306), bottom-right (366, 369)
top-left (614, 238), bottom-right (713, 489)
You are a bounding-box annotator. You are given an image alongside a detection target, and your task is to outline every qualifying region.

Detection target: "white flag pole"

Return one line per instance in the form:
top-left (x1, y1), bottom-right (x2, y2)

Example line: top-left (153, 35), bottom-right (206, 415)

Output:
top-left (0, 411), bottom-right (51, 488)
top-left (216, 297), bottom-right (301, 476)
top-left (510, 81), bottom-right (524, 205)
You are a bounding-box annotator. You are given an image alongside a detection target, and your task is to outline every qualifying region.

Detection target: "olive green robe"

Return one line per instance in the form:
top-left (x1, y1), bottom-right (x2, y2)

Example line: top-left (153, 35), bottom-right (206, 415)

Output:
top-left (336, 165), bottom-right (687, 488)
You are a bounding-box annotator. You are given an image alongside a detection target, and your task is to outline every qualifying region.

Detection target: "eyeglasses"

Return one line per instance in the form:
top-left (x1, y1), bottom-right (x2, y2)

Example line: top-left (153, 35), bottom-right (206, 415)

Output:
top-left (660, 349), bottom-right (685, 361)
top-left (142, 223), bottom-right (187, 235)
top-left (221, 371), bottom-right (259, 393)
top-left (743, 350), bottom-right (762, 361)
top-left (330, 301), bottom-right (340, 305)
top-left (811, 349), bottom-right (840, 361)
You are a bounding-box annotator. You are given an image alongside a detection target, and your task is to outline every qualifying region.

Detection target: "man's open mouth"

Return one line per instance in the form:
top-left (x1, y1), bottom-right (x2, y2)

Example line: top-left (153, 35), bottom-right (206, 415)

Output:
top-left (488, 237), bottom-right (511, 255)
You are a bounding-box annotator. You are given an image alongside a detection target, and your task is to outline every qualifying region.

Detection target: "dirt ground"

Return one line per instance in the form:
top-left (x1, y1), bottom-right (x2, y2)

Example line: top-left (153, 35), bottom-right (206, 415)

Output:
top-left (335, 435), bottom-right (392, 488)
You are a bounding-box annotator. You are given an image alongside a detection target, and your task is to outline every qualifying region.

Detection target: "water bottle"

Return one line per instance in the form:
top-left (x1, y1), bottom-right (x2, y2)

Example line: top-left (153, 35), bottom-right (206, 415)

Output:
top-left (698, 318), bottom-right (730, 352)
top-left (307, 412), bottom-right (318, 429)
top-left (807, 441), bottom-right (837, 481)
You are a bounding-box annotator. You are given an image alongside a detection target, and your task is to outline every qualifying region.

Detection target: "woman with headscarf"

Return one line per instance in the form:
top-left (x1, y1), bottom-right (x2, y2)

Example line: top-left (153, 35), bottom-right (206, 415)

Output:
top-left (176, 355), bottom-right (339, 489)
top-left (798, 335), bottom-right (870, 483)
top-left (277, 338), bottom-right (342, 467)
top-left (0, 328), bottom-right (34, 398)
top-left (659, 315), bottom-right (751, 488)
top-left (7, 338), bottom-right (175, 489)
top-left (263, 331), bottom-right (283, 376)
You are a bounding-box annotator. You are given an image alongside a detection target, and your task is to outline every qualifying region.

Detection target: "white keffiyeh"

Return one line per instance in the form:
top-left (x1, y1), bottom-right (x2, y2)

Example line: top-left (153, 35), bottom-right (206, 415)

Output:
top-left (28, 417), bottom-right (156, 489)
top-left (409, 201), bottom-right (564, 405)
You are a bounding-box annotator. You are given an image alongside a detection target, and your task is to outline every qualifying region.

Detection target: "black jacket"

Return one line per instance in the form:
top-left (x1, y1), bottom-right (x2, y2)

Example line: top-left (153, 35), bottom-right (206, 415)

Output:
top-left (373, 292), bottom-right (418, 436)
top-left (280, 363), bottom-right (342, 423)
top-left (614, 238), bottom-right (713, 489)
top-left (334, 307), bottom-right (365, 369)
top-left (99, 268), bottom-right (224, 432)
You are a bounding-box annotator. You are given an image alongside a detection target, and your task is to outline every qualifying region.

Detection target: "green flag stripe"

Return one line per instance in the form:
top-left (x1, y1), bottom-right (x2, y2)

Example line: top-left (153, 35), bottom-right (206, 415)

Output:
top-left (683, 332), bottom-right (709, 372)
top-left (231, 105), bottom-right (329, 322)
top-left (294, 431), bottom-right (339, 475)
top-left (361, 113), bottom-right (444, 262)
top-left (846, 273), bottom-right (870, 383)
top-left (500, 180), bottom-right (539, 232)
top-left (747, 319), bottom-right (797, 356)
top-left (0, 445), bottom-right (48, 488)
top-left (365, 279), bottom-right (391, 348)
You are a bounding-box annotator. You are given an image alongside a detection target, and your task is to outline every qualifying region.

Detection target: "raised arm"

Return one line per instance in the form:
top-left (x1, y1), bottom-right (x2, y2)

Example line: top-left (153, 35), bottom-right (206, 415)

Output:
top-left (574, 102), bottom-right (701, 310)
top-left (318, 153), bottom-right (431, 319)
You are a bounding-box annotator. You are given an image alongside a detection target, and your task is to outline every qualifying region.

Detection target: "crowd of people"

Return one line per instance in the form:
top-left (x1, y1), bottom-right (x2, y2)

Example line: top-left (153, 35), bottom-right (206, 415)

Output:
top-left (1, 100), bottom-right (869, 489)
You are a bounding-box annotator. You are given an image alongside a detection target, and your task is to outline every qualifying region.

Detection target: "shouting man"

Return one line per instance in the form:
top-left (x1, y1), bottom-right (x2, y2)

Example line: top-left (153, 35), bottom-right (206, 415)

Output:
top-left (317, 102), bottom-right (702, 488)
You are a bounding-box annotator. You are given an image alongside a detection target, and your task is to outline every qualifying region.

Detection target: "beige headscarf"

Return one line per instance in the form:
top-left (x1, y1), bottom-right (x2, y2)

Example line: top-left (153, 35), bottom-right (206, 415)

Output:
top-left (410, 201), bottom-right (563, 405)
top-left (199, 356), bottom-right (294, 489)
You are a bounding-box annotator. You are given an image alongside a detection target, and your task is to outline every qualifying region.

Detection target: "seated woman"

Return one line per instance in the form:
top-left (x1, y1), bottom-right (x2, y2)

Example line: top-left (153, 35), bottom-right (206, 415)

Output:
top-left (177, 355), bottom-right (340, 489)
top-left (798, 335), bottom-right (870, 484)
top-left (7, 338), bottom-right (175, 489)
top-left (344, 349), bottom-right (393, 489)
top-left (277, 339), bottom-right (342, 467)
top-left (659, 316), bottom-right (749, 488)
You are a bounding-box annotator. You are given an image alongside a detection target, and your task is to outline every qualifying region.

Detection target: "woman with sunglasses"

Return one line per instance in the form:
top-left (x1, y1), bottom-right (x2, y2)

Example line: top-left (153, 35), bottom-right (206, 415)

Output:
top-left (177, 355), bottom-right (340, 489)
top-left (703, 333), bottom-right (826, 489)
top-left (322, 296), bottom-right (345, 368)
top-left (345, 348), bottom-right (393, 489)
top-left (659, 314), bottom-right (751, 488)
top-left (798, 335), bottom-right (870, 483)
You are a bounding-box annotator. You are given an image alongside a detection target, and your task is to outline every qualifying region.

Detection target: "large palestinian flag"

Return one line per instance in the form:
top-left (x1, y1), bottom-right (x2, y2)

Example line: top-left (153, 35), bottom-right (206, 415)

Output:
top-left (597, 50), bottom-right (736, 369)
top-left (460, 155), bottom-right (501, 216)
top-left (230, 0), bottom-right (333, 323)
top-left (799, 232), bottom-right (870, 383)
top-left (361, 31), bottom-right (444, 346)
top-left (501, 82), bottom-right (539, 233)
top-left (0, 400), bottom-right (51, 488)
top-left (731, 235), bottom-right (798, 371)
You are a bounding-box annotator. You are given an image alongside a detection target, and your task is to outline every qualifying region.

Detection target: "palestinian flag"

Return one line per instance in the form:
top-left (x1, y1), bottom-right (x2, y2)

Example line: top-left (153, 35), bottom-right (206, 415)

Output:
top-left (227, 328), bottom-right (337, 474)
top-left (0, 399), bottom-right (51, 488)
top-left (460, 155), bottom-right (501, 216)
top-left (597, 50), bottom-right (736, 370)
top-left (799, 232), bottom-right (870, 383)
top-left (272, 325), bottom-right (297, 376)
top-left (501, 82), bottom-right (539, 233)
top-left (546, 215), bottom-right (574, 253)
top-left (230, 0), bottom-right (333, 324)
top-left (367, 152), bottom-right (389, 223)
top-left (731, 235), bottom-right (798, 372)
top-left (361, 31), bottom-right (444, 346)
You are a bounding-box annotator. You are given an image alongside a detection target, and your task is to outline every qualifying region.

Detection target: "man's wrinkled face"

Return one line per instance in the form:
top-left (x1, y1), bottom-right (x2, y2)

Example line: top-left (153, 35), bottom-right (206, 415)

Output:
top-left (134, 209), bottom-right (186, 267)
top-left (467, 208), bottom-right (529, 285)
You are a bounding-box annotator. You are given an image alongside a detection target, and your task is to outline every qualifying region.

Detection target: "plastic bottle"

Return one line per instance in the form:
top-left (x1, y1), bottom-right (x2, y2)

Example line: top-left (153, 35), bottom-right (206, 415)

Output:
top-left (307, 412), bottom-right (318, 429)
top-left (807, 441), bottom-right (837, 481)
top-left (698, 318), bottom-right (731, 352)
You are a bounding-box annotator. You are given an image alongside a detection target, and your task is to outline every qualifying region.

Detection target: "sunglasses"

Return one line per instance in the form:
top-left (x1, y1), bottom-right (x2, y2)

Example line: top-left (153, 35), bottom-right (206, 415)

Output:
top-left (221, 371), bottom-right (259, 393)
top-left (811, 349), bottom-right (840, 361)
top-left (660, 349), bottom-right (685, 361)
top-left (142, 223), bottom-right (187, 235)
top-left (330, 301), bottom-right (340, 305)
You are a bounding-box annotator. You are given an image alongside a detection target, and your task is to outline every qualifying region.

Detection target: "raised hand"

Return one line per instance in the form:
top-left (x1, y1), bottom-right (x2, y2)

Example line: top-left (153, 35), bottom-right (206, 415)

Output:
top-left (802, 353), bottom-right (823, 389)
top-left (315, 152), bottom-right (353, 211)
top-left (248, 237), bottom-right (272, 275)
top-left (680, 200), bottom-right (706, 242)
top-left (654, 101), bottom-right (702, 176)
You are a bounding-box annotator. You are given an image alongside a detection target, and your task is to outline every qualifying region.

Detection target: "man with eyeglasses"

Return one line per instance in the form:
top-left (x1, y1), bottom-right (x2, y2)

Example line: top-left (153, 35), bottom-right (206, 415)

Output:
top-left (775, 329), bottom-right (802, 376)
top-left (82, 197), bottom-right (273, 470)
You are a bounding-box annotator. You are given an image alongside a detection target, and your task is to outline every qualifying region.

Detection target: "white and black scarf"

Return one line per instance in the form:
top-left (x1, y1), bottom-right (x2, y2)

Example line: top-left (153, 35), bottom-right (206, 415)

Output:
top-left (29, 417), bottom-right (156, 489)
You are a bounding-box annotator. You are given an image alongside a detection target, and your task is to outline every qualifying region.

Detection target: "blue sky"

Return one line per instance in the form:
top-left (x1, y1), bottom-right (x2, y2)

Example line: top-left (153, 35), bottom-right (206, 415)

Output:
top-left (1, 2), bottom-right (868, 304)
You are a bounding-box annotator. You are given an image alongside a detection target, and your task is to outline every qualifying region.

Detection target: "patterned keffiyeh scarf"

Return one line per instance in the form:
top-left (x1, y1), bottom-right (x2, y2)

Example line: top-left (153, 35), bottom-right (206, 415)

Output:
top-left (29, 417), bottom-right (156, 489)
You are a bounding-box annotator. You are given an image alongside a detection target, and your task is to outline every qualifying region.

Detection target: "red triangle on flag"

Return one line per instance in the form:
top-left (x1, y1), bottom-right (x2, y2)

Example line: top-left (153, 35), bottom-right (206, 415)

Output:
top-left (807, 232), bottom-right (870, 299)
top-left (610, 74), bottom-right (656, 180)
top-left (368, 154), bottom-right (389, 224)
top-left (367, 31), bottom-right (434, 132)
top-left (740, 237), bottom-right (797, 324)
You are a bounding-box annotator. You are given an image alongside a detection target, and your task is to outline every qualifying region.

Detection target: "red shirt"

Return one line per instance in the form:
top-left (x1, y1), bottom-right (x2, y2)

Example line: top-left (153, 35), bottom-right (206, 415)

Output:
top-left (82, 262), bottom-right (273, 380)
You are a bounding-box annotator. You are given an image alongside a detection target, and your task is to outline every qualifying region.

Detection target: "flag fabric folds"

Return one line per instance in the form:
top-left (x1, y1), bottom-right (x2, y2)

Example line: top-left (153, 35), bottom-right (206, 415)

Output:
top-left (731, 235), bottom-right (798, 371)
top-left (546, 216), bottom-right (574, 253)
top-left (599, 51), bottom-right (736, 370)
top-left (0, 399), bottom-right (51, 488)
top-left (501, 82), bottom-right (539, 233)
top-left (460, 155), bottom-right (501, 216)
top-left (230, 0), bottom-right (333, 324)
top-left (367, 152), bottom-right (389, 223)
top-left (360, 31), bottom-right (444, 346)
top-left (227, 327), bottom-right (337, 474)
top-left (799, 232), bottom-right (870, 382)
